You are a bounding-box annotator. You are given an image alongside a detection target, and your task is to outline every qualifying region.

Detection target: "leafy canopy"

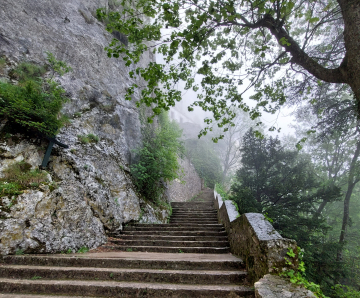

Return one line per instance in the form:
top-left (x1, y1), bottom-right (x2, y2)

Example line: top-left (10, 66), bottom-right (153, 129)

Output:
top-left (97, 0), bottom-right (349, 139)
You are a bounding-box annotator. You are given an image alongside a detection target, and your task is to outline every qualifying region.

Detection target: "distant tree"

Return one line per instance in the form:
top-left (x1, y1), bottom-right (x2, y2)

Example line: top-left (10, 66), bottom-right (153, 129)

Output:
top-left (184, 138), bottom-right (222, 188)
top-left (213, 111), bottom-right (256, 184)
top-left (294, 92), bottom-right (360, 262)
top-left (231, 128), bottom-right (342, 294)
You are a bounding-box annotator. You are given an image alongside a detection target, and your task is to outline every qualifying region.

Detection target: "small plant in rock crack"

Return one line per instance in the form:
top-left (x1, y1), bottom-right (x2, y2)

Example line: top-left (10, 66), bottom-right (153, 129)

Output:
top-left (126, 248), bottom-right (133, 252)
top-left (77, 246), bottom-right (89, 253)
top-left (15, 249), bottom-right (24, 255)
top-left (109, 273), bottom-right (114, 278)
top-left (31, 276), bottom-right (42, 280)
top-left (179, 249), bottom-right (184, 253)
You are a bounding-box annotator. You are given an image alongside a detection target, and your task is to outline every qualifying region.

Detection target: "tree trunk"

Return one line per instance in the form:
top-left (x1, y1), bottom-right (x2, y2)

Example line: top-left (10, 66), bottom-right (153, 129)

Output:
top-left (337, 139), bottom-right (360, 261)
top-left (338, 0), bottom-right (360, 115)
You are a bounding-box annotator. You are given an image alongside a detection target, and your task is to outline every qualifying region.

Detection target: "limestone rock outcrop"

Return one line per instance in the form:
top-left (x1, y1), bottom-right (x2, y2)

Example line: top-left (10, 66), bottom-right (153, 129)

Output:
top-left (0, 0), bottom-right (168, 255)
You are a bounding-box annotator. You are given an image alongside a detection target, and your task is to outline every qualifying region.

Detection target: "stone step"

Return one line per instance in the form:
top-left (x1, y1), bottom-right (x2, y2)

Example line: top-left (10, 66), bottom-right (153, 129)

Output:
top-left (169, 220), bottom-right (219, 224)
top-left (0, 295), bottom-right (99, 298)
top-left (172, 202), bottom-right (213, 205)
top-left (171, 205), bottom-right (214, 208)
top-left (170, 212), bottom-right (218, 216)
top-left (128, 223), bottom-right (221, 227)
top-left (2, 253), bottom-right (244, 271)
top-left (170, 214), bottom-right (217, 218)
top-left (102, 245), bottom-right (230, 254)
top-left (172, 207), bottom-right (214, 213)
top-left (118, 235), bottom-right (228, 241)
top-left (123, 226), bottom-right (225, 232)
top-left (169, 218), bottom-right (218, 222)
top-left (0, 278), bottom-right (255, 297)
top-left (121, 230), bottom-right (227, 236)
top-left (0, 265), bottom-right (247, 285)
top-left (109, 239), bottom-right (229, 248)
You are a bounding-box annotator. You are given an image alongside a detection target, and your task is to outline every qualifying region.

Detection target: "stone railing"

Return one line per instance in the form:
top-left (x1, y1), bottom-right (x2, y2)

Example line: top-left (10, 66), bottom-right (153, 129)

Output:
top-left (213, 191), bottom-right (317, 297)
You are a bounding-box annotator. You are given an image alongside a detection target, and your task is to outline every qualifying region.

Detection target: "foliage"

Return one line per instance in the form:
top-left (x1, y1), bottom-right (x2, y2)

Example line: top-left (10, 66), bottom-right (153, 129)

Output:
top-left (0, 53), bottom-right (71, 137)
top-left (131, 111), bottom-right (183, 200)
top-left (77, 133), bottom-right (100, 144)
top-left (15, 249), bottom-right (24, 255)
top-left (184, 138), bottom-right (222, 188)
top-left (0, 161), bottom-right (49, 196)
top-left (294, 91), bottom-right (360, 290)
top-left (231, 128), bottom-right (345, 295)
top-left (0, 161), bottom-right (50, 219)
top-left (214, 183), bottom-right (229, 200)
top-left (46, 52), bottom-right (72, 78)
top-left (77, 246), bottom-right (89, 253)
top-left (281, 247), bottom-right (329, 298)
top-left (96, 0), bottom-right (359, 139)
top-left (333, 285), bottom-right (360, 298)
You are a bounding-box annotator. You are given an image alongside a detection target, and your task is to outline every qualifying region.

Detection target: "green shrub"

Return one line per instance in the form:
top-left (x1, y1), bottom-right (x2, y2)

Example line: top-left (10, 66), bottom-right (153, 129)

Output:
top-left (215, 183), bottom-right (229, 200)
top-left (333, 285), bottom-right (360, 298)
top-left (77, 246), bottom-right (89, 253)
top-left (77, 133), bottom-right (99, 144)
top-left (11, 62), bottom-right (46, 83)
top-left (0, 53), bottom-right (71, 137)
top-left (0, 161), bottom-right (48, 200)
top-left (87, 133), bottom-right (99, 143)
top-left (131, 111), bottom-right (183, 201)
top-left (281, 247), bottom-right (329, 298)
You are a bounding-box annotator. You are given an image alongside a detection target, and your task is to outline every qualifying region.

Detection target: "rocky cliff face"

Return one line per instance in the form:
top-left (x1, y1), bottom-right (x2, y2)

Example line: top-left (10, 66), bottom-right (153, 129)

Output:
top-left (0, 0), bottom-right (169, 255)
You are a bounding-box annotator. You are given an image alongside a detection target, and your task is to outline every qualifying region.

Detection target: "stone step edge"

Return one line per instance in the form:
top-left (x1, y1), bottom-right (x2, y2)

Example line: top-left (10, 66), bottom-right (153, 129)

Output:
top-left (1, 256), bottom-right (244, 271)
top-left (116, 236), bottom-right (228, 240)
top-left (102, 246), bottom-right (230, 253)
top-left (0, 278), bottom-right (255, 293)
top-left (0, 265), bottom-right (246, 276)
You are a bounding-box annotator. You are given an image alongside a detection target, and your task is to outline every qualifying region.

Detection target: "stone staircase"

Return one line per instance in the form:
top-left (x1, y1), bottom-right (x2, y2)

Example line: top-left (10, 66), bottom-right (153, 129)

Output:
top-left (0, 189), bottom-right (255, 297)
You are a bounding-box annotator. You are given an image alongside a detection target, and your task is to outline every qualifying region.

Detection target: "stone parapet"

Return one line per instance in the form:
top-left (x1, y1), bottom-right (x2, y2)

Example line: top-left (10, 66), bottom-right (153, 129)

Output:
top-left (213, 191), bottom-right (298, 283)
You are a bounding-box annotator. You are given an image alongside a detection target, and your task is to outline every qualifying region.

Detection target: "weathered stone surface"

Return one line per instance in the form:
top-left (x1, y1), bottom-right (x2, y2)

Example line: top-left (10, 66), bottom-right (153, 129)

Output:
top-left (0, 0), bottom-right (167, 255)
top-left (224, 201), bottom-right (238, 223)
top-left (255, 274), bottom-right (316, 298)
top-left (214, 193), bottom-right (298, 283)
top-left (167, 156), bottom-right (202, 202)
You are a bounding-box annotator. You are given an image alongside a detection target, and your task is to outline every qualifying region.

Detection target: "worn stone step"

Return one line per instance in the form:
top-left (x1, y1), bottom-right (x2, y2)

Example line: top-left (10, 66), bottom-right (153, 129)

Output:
top-left (118, 235), bottom-right (228, 241)
top-left (0, 278), bottom-right (255, 297)
top-left (0, 295), bottom-right (99, 298)
top-left (171, 205), bottom-right (214, 208)
top-left (170, 215), bottom-right (218, 219)
top-left (2, 253), bottom-right (244, 271)
top-left (169, 218), bottom-right (218, 222)
top-left (109, 240), bottom-right (229, 248)
top-left (172, 207), bottom-right (214, 213)
top-left (0, 265), bottom-right (247, 285)
top-left (123, 226), bottom-right (225, 232)
top-left (169, 220), bottom-right (219, 224)
top-left (102, 245), bottom-right (230, 254)
top-left (121, 230), bottom-right (227, 236)
top-left (170, 212), bottom-right (217, 215)
top-left (170, 213), bottom-right (218, 217)
top-left (128, 223), bottom-right (221, 228)
top-left (172, 202), bottom-right (213, 205)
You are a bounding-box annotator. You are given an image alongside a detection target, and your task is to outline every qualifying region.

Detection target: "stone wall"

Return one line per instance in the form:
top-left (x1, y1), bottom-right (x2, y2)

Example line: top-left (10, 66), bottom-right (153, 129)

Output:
top-left (0, 0), bottom-right (169, 255)
top-left (213, 191), bottom-right (298, 282)
top-left (167, 156), bottom-right (202, 202)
